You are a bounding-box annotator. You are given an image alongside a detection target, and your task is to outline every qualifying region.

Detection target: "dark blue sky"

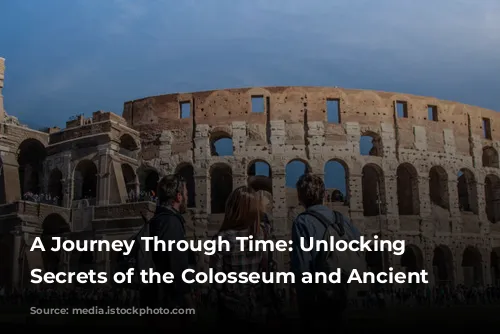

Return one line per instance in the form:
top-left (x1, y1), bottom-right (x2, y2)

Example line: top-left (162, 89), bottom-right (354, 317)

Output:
top-left (1, 0), bottom-right (499, 190)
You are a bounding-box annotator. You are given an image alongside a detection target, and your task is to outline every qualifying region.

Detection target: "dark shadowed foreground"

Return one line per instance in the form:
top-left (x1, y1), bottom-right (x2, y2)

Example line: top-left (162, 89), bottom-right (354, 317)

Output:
top-left (1, 304), bottom-right (499, 332)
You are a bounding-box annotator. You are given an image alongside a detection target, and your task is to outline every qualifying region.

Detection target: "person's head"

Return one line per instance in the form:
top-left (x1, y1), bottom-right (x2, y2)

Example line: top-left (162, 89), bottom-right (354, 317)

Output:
top-left (219, 186), bottom-right (262, 235)
top-left (157, 174), bottom-right (188, 213)
top-left (296, 173), bottom-right (325, 208)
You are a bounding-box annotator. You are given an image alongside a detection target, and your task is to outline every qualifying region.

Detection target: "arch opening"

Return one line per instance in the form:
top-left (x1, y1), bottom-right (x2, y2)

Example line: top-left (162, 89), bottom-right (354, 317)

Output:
top-left (491, 248), bottom-right (500, 286)
top-left (401, 245), bottom-right (424, 290)
top-left (210, 163), bottom-right (233, 214)
top-left (176, 164), bottom-right (196, 208)
top-left (285, 160), bottom-right (311, 189)
top-left (396, 163), bottom-right (420, 215)
top-left (485, 174), bottom-right (500, 223)
top-left (457, 169), bottom-right (478, 214)
top-left (324, 160), bottom-right (348, 205)
top-left (138, 168), bottom-right (159, 202)
top-left (210, 132), bottom-right (233, 157)
top-left (42, 213), bottom-right (70, 273)
top-left (365, 248), bottom-right (390, 283)
top-left (119, 134), bottom-right (138, 159)
top-left (18, 139), bottom-right (46, 196)
top-left (482, 146), bottom-right (499, 168)
top-left (461, 246), bottom-right (483, 287)
top-left (400, 245), bottom-right (424, 272)
top-left (429, 166), bottom-right (449, 210)
top-left (248, 160), bottom-right (271, 178)
top-left (362, 164), bottom-right (386, 216)
top-left (360, 132), bottom-right (383, 157)
top-left (121, 164), bottom-right (136, 201)
top-left (73, 160), bottom-right (98, 201)
top-left (119, 134), bottom-right (138, 151)
top-left (248, 160), bottom-right (272, 196)
top-left (432, 245), bottom-right (454, 287)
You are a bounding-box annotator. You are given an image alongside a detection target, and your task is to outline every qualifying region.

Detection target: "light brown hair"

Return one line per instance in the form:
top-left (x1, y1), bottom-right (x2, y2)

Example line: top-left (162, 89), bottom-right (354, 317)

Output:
top-left (219, 186), bottom-right (262, 236)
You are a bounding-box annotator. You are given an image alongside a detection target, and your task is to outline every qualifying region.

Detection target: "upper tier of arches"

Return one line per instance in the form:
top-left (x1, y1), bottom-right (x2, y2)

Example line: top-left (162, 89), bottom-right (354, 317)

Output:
top-left (123, 86), bottom-right (500, 146)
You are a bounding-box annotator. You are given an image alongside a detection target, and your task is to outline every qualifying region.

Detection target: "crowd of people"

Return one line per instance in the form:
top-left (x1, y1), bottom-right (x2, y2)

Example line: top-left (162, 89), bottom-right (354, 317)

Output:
top-left (126, 189), bottom-right (157, 203)
top-left (20, 190), bottom-right (158, 206)
top-left (5, 174), bottom-right (500, 330)
top-left (22, 192), bottom-right (61, 206)
top-left (1, 283), bottom-right (500, 312)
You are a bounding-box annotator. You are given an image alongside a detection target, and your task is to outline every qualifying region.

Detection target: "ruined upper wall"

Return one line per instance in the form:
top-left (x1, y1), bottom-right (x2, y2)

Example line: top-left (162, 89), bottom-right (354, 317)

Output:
top-left (0, 58), bottom-right (5, 123)
top-left (49, 110), bottom-right (136, 147)
top-left (122, 86), bottom-right (499, 157)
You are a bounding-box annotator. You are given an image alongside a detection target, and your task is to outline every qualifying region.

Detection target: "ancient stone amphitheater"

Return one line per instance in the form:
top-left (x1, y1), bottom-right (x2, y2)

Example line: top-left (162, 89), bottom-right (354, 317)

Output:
top-left (0, 57), bottom-right (499, 290)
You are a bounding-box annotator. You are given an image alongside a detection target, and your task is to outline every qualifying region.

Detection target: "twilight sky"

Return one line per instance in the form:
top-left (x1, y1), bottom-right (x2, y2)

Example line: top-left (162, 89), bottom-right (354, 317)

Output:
top-left (1, 0), bottom-right (499, 128)
top-left (1, 0), bottom-right (499, 189)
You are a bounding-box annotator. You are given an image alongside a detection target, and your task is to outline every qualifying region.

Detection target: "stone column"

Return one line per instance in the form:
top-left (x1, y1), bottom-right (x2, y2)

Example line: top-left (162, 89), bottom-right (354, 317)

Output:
top-left (98, 249), bottom-right (111, 281)
top-left (271, 165), bottom-right (287, 233)
top-left (348, 173), bottom-right (364, 232)
top-left (232, 158), bottom-right (247, 189)
top-left (11, 228), bottom-right (22, 291)
top-left (194, 166), bottom-right (210, 214)
top-left (270, 164), bottom-right (287, 273)
top-left (448, 179), bottom-right (462, 234)
top-left (384, 173), bottom-right (399, 232)
top-left (418, 175), bottom-right (434, 236)
top-left (97, 146), bottom-right (111, 206)
top-left (423, 242), bottom-right (435, 287)
top-left (482, 248), bottom-right (491, 286)
top-left (306, 121), bottom-right (325, 157)
top-left (192, 212), bottom-right (209, 273)
top-left (454, 246), bottom-right (464, 286)
top-left (418, 175), bottom-right (431, 218)
top-left (193, 124), bottom-right (210, 212)
top-left (60, 153), bottom-right (72, 207)
top-left (232, 121), bottom-right (246, 156)
top-left (158, 130), bottom-right (173, 162)
top-left (476, 177), bottom-right (489, 234)
top-left (0, 151), bottom-right (21, 202)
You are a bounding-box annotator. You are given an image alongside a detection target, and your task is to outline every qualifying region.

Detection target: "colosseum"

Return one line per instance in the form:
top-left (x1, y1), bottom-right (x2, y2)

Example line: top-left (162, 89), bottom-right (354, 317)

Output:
top-left (0, 57), bottom-right (499, 290)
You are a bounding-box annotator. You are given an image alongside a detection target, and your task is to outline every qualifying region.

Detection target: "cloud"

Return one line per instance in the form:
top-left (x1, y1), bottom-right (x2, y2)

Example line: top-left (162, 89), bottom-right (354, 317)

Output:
top-left (39, 59), bottom-right (100, 96)
top-left (3, 0), bottom-right (500, 124)
top-left (105, 0), bottom-right (149, 35)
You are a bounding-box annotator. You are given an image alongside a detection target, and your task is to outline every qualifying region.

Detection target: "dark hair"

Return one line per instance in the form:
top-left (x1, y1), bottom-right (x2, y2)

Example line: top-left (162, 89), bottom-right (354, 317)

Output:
top-left (296, 173), bottom-right (325, 208)
top-left (219, 186), bottom-right (262, 236)
top-left (157, 174), bottom-right (186, 206)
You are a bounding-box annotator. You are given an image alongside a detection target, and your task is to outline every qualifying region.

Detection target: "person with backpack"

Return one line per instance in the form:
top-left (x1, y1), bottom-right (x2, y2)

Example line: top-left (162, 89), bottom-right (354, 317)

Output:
top-left (146, 174), bottom-right (196, 327)
top-left (209, 186), bottom-right (269, 329)
top-left (290, 173), bottom-right (365, 331)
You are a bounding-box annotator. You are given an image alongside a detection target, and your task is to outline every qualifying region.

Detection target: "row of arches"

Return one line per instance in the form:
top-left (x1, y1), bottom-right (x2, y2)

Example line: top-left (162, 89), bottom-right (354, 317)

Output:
top-left (6, 136), bottom-right (500, 221)
top-left (209, 132), bottom-right (500, 170)
top-left (211, 131), bottom-right (384, 157)
top-left (135, 158), bottom-right (500, 219)
top-left (9, 135), bottom-right (139, 204)
top-left (42, 156), bottom-right (500, 220)
top-left (36, 211), bottom-right (500, 288)
top-left (284, 159), bottom-right (500, 221)
top-left (205, 136), bottom-right (500, 217)
top-left (367, 244), bottom-right (500, 287)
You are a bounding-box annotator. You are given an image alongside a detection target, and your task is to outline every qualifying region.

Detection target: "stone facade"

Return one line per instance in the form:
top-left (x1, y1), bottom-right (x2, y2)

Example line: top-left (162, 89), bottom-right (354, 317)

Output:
top-left (0, 58), bottom-right (499, 290)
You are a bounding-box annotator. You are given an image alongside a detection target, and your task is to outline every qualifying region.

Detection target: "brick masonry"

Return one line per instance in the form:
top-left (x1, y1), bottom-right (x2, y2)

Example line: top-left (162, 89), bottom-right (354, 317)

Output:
top-left (1, 58), bottom-right (499, 288)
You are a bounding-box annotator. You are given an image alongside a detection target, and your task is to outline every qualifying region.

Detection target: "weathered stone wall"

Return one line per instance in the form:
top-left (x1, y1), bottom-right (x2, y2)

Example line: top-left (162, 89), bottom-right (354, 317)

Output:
top-left (2, 77), bottom-right (500, 288)
top-left (124, 86), bottom-right (500, 286)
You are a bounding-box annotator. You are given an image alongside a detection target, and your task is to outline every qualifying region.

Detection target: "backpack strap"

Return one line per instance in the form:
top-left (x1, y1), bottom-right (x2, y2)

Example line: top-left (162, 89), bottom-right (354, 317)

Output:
top-left (300, 209), bottom-right (345, 237)
top-left (154, 207), bottom-right (186, 234)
